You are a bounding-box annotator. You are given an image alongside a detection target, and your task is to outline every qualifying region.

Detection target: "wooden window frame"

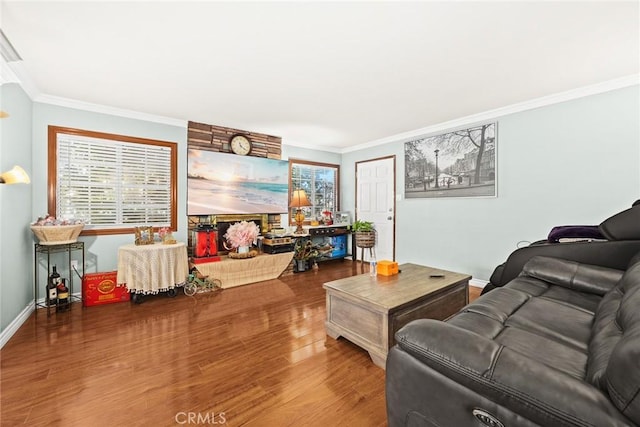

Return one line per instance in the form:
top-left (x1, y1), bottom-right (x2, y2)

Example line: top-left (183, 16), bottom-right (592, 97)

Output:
top-left (48, 126), bottom-right (178, 236)
top-left (288, 158), bottom-right (340, 225)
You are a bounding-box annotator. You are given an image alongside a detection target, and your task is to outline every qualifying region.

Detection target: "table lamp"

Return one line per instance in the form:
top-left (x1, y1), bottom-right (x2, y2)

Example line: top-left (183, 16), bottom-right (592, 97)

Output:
top-left (290, 189), bottom-right (312, 234)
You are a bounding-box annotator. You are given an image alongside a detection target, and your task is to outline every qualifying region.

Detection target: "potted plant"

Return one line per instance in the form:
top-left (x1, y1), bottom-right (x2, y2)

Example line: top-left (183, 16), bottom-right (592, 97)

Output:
top-left (293, 238), bottom-right (319, 272)
top-left (351, 220), bottom-right (376, 248)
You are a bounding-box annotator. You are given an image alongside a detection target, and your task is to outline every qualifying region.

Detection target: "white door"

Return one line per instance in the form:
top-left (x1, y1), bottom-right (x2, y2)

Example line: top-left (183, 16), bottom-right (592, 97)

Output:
top-left (356, 156), bottom-right (395, 262)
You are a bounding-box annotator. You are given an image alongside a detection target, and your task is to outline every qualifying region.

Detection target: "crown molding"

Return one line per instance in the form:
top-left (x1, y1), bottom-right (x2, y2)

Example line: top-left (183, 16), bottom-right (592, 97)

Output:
top-left (3, 58), bottom-right (185, 127)
top-left (0, 61), bottom-right (19, 85)
top-left (342, 74), bottom-right (640, 153)
top-left (34, 94), bottom-right (187, 128)
top-left (2, 60), bottom-right (40, 99)
top-left (283, 139), bottom-right (343, 154)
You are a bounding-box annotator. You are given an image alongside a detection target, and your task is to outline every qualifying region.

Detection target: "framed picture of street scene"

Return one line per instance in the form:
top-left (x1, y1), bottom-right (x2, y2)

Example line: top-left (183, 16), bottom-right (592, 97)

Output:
top-left (404, 122), bottom-right (497, 199)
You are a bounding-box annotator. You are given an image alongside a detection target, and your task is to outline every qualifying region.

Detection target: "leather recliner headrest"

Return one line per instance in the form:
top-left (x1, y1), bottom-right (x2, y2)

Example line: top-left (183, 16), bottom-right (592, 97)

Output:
top-left (599, 203), bottom-right (640, 241)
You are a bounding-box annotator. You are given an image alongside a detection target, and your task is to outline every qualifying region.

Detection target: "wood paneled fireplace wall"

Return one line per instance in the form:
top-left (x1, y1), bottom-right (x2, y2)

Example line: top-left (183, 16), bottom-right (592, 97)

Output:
top-left (187, 121), bottom-right (282, 159)
top-left (186, 121), bottom-right (284, 256)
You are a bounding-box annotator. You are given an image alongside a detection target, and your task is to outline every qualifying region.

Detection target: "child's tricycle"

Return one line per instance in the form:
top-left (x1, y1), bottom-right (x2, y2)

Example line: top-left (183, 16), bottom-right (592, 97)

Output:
top-left (183, 270), bottom-right (221, 296)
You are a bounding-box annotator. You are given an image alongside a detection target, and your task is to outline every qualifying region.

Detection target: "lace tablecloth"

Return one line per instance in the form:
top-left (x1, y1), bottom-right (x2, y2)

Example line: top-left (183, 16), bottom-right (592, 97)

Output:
top-left (117, 242), bottom-right (188, 294)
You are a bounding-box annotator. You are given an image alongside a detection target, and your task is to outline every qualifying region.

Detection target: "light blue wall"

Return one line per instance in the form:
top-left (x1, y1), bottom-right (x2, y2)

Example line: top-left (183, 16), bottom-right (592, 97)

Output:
top-left (3, 83), bottom-right (638, 334)
top-left (282, 144), bottom-right (341, 164)
top-left (0, 83), bottom-right (33, 332)
top-left (31, 103), bottom-right (187, 282)
top-left (341, 85), bottom-right (640, 281)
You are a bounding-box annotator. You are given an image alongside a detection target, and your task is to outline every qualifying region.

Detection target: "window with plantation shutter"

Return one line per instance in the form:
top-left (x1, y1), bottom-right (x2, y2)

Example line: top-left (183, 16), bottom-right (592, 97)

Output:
top-left (48, 126), bottom-right (177, 236)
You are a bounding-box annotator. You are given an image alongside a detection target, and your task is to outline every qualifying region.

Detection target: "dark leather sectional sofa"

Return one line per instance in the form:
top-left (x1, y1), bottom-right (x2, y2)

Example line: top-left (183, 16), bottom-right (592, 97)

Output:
top-left (386, 203), bottom-right (640, 427)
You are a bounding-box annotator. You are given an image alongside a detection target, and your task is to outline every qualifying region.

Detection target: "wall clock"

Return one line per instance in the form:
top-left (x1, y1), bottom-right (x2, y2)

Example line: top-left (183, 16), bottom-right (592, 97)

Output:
top-left (230, 134), bottom-right (252, 156)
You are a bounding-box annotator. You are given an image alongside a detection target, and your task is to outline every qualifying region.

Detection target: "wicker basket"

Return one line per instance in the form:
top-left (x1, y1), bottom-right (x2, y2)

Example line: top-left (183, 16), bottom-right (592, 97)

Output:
top-left (30, 224), bottom-right (84, 245)
top-left (228, 249), bottom-right (258, 259)
top-left (355, 231), bottom-right (376, 248)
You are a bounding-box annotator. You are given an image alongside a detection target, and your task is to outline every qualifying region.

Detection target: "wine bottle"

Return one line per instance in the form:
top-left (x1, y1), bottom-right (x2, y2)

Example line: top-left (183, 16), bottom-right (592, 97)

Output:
top-left (56, 279), bottom-right (69, 312)
top-left (47, 265), bottom-right (60, 308)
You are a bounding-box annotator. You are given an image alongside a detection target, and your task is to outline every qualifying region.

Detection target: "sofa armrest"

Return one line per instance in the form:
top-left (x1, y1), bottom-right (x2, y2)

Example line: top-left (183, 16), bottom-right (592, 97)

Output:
top-left (521, 256), bottom-right (624, 296)
top-left (496, 240), bottom-right (640, 286)
top-left (395, 319), bottom-right (632, 426)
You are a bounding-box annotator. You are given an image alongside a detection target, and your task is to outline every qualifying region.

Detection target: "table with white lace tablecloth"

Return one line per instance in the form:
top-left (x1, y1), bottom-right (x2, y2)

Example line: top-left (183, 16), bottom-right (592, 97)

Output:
top-left (117, 242), bottom-right (188, 294)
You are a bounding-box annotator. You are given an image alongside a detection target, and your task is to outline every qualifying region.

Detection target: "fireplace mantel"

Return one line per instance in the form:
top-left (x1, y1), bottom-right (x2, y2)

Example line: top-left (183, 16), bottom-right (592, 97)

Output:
top-left (214, 214), bottom-right (269, 233)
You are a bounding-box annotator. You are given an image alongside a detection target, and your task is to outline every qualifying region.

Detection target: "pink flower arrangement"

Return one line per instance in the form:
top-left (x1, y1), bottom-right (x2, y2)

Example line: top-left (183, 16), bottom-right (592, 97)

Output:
top-left (32, 214), bottom-right (84, 226)
top-left (224, 221), bottom-right (260, 249)
top-left (158, 226), bottom-right (171, 239)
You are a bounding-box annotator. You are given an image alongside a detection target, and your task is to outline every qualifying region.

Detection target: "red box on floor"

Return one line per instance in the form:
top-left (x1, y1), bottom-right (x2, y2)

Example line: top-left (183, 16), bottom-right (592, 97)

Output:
top-left (82, 271), bottom-right (130, 307)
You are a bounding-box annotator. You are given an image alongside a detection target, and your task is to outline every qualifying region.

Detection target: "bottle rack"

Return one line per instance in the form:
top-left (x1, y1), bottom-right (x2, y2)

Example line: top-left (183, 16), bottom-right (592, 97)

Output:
top-left (34, 242), bottom-right (85, 316)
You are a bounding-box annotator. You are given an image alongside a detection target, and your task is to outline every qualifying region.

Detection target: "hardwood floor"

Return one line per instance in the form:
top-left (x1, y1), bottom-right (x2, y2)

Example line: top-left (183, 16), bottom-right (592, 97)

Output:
top-left (469, 283), bottom-right (482, 302)
top-left (1, 261), bottom-right (483, 427)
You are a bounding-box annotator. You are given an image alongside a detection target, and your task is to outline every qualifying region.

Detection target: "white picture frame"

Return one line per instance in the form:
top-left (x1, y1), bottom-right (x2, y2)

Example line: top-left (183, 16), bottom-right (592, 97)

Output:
top-left (333, 211), bottom-right (351, 225)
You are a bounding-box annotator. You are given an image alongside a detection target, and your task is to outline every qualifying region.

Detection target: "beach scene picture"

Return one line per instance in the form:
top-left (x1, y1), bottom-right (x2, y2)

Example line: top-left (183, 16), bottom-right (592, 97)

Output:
top-left (188, 149), bottom-right (289, 215)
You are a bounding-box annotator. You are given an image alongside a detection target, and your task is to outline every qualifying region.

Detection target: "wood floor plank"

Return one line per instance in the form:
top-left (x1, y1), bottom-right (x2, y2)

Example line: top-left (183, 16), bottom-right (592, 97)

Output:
top-left (1, 260), bottom-right (479, 426)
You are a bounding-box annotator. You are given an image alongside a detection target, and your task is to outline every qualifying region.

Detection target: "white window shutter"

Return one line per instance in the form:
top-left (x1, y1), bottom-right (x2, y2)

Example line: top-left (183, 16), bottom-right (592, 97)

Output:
top-left (56, 133), bottom-right (172, 229)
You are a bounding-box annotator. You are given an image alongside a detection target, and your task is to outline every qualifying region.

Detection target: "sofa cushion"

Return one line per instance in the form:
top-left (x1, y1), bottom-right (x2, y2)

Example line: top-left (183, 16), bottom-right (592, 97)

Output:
top-left (587, 286), bottom-right (624, 389)
top-left (450, 273), bottom-right (596, 380)
top-left (460, 287), bottom-right (529, 324)
top-left (504, 296), bottom-right (593, 352)
top-left (494, 326), bottom-right (587, 379)
top-left (588, 259), bottom-right (640, 388)
top-left (447, 311), bottom-right (504, 339)
top-left (521, 255), bottom-right (624, 296)
top-left (539, 285), bottom-right (602, 313)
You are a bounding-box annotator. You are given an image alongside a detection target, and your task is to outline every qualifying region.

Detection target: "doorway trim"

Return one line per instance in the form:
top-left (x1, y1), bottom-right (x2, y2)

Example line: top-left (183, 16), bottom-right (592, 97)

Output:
top-left (355, 155), bottom-right (397, 261)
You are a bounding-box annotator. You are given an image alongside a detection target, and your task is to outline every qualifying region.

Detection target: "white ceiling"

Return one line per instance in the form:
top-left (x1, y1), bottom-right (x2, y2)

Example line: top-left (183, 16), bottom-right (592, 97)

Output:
top-left (1, 1), bottom-right (639, 151)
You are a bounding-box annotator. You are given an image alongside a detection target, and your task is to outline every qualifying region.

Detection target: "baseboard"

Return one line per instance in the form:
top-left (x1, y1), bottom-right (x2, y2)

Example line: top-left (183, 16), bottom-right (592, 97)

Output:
top-left (0, 302), bottom-right (34, 349)
top-left (470, 278), bottom-right (488, 289)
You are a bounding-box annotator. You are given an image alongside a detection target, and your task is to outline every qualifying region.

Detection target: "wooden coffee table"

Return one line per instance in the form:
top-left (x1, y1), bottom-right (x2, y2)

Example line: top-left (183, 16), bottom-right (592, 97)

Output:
top-left (323, 263), bottom-right (471, 368)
